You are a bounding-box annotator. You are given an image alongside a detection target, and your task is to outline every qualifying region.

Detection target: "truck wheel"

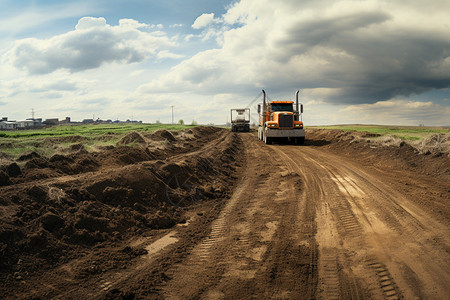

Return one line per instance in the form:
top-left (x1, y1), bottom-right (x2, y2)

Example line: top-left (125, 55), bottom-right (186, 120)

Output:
top-left (298, 137), bottom-right (305, 145)
top-left (265, 136), bottom-right (272, 145)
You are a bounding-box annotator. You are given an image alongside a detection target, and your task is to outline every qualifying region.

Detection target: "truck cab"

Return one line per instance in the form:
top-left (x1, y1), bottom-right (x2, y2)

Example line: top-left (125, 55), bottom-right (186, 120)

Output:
top-left (257, 90), bottom-right (305, 145)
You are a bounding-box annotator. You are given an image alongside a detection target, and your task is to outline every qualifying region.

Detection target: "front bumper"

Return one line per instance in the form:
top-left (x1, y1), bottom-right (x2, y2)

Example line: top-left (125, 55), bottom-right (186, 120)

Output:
top-left (265, 128), bottom-right (305, 138)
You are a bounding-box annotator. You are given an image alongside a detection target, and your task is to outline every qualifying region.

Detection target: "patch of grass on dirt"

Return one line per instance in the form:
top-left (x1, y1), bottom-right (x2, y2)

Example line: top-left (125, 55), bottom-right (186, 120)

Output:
top-left (0, 123), bottom-right (193, 139)
top-left (310, 125), bottom-right (449, 140)
top-left (0, 123), bottom-right (196, 159)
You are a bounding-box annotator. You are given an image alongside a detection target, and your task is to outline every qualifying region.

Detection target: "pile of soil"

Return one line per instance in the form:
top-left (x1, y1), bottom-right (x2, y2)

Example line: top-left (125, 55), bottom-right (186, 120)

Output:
top-left (306, 128), bottom-right (450, 178)
top-left (148, 129), bottom-right (176, 142)
top-left (412, 133), bottom-right (450, 156)
top-left (116, 131), bottom-right (146, 146)
top-left (0, 127), bottom-right (243, 283)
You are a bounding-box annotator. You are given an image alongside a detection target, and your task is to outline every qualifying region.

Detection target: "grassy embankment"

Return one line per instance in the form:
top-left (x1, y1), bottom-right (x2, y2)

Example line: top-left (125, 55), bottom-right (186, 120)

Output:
top-left (0, 123), bottom-right (195, 159)
top-left (309, 125), bottom-right (449, 141)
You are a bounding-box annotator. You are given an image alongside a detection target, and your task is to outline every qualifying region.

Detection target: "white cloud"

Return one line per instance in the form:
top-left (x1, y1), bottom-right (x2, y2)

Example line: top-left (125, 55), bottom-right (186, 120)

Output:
top-left (192, 13), bottom-right (218, 29)
top-left (157, 50), bottom-right (186, 60)
top-left (340, 99), bottom-right (450, 126)
top-left (2, 17), bottom-right (176, 74)
top-left (75, 16), bottom-right (107, 30)
top-left (118, 18), bottom-right (150, 29)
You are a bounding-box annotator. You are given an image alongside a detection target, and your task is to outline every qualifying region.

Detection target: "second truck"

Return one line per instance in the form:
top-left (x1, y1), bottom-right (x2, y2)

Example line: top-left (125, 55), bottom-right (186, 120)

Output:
top-left (257, 90), bottom-right (305, 145)
top-left (230, 108), bottom-right (250, 132)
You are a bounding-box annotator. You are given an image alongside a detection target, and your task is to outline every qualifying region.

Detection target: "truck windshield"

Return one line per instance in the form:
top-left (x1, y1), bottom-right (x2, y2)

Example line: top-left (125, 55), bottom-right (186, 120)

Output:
top-left (271, 103), bottom-right (293, 112)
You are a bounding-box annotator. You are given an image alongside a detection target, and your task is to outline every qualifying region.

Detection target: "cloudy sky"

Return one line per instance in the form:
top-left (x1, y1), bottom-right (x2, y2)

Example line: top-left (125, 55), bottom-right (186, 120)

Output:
top-left (1, 0), bottom-right (449, 125)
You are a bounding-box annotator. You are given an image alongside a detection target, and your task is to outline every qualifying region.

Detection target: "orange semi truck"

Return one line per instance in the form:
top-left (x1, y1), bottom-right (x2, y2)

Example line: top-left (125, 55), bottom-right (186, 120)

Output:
top-left (257, 90), bottom-right (305, 145)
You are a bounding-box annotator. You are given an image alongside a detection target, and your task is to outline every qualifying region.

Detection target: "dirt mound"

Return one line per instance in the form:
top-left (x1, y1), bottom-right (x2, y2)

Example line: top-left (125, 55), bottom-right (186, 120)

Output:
top-left (96, 146), bottom-right (154, 167)
top-left (17, 151), bottom-right (41, 161)
top-left (1, 162), bottom-right (22, 178)
top-left (117, 131), bottom-right (147, 146)
top-left (149, 129), bottom-right (177, 142)
top-left (20, 152), bottom-right (99, 180)
top-left (0, 170), bottom-right (10, 186)
top-left (0, 127), bottom-right (243, 283)
top-left (307, 128), bottom-right (450, 178)
top-left (16, 127), bottom-right (222, 183)
top-left (412, 133), bottom-right (450, 156)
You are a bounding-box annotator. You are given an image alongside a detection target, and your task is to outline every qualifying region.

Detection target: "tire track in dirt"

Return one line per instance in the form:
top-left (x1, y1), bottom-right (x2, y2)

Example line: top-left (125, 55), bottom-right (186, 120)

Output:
top-left (160, 134), bottom-right (317, 299)
top-left (270, 147), bottom-right (319, 299)
top-left (276, 144), bottom-right (449, 299)
top-left (272, 146), bottom-right (346, 300)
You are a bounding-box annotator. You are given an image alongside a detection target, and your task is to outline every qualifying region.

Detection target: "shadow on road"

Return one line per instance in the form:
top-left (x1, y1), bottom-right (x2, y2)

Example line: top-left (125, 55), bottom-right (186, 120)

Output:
top-left (272, 139), bottom-right (331, 147)
top-left (304, 139), bottom-right (331, 147)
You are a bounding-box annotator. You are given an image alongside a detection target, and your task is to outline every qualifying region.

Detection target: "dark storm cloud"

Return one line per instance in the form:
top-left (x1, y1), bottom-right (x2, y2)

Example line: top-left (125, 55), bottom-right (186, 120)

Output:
top-left (145, 0), bottom-right (450, 106)
top-left (325, 28), bottom-right (450, 103)
top-left (278, 11), bottom-right (391, 58)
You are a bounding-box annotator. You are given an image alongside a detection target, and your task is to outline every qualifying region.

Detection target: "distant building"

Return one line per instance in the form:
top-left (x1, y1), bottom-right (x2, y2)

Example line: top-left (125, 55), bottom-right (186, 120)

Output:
top-left (0, 121), bottom-right (18, 130)
top-left (82, 119), bottom-right (94, 124)
top-left (43, 118), bottom-right (59, 125)
top-left (60, 117), bottom-right (71, 124)
top-left (27, 118), bottom-right (43, 127)
top-left (17, 120), bottom-right (35, 129)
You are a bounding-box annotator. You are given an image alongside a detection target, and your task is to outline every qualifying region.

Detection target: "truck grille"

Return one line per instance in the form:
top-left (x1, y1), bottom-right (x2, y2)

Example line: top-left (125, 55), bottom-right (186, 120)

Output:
top-left (279, 114), bottom-right (293, 128)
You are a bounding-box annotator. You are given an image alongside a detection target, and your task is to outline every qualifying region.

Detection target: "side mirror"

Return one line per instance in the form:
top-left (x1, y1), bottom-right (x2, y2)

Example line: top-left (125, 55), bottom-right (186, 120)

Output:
top-left (300, 104), bottom-right (303, 113)
top-left (257, 104), bottom-right (261, 114)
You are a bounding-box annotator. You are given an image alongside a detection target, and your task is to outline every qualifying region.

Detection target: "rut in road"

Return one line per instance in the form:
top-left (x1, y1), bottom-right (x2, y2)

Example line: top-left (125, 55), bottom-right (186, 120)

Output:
top-left (162, 134), bottom-right (318, 299)
top-left (273, 143), bottom-right (449, 300)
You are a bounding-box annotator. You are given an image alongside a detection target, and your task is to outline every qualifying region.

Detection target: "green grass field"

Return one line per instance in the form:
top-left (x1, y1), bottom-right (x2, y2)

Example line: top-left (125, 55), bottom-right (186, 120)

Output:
top-left (0, 123), bottom-right (193, 139)
top-left (0, 123), bottom-right (196, 159)
top-left (309, 125), bottom-right (449, 140)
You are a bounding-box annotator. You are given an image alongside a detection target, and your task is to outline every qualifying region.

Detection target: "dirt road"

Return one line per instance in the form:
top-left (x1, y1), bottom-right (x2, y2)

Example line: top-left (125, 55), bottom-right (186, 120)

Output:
top-left (1, 129), bottom-right (449, 299)
top-left (154, 133), bottom-right (449, 299)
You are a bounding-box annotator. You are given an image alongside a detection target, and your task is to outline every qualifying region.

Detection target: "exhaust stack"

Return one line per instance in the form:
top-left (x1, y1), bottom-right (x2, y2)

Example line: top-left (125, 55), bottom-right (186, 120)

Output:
top-left (262, 89), bottom-right (266, 111)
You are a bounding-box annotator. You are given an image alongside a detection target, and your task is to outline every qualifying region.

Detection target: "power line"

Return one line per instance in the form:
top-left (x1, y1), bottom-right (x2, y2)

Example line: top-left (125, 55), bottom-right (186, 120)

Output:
top-left (245, 91), bottom-right (263, 108)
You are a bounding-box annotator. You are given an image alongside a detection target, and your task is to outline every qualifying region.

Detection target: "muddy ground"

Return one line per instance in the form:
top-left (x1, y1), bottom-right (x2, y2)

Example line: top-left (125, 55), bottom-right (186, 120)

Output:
top-left (0, 127), bottom-right (449, 299)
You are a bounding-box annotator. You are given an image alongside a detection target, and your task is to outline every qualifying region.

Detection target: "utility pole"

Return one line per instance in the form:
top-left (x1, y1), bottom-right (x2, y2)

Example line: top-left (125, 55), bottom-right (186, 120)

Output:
top-left (171, 105), bottom-right (174, 124)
